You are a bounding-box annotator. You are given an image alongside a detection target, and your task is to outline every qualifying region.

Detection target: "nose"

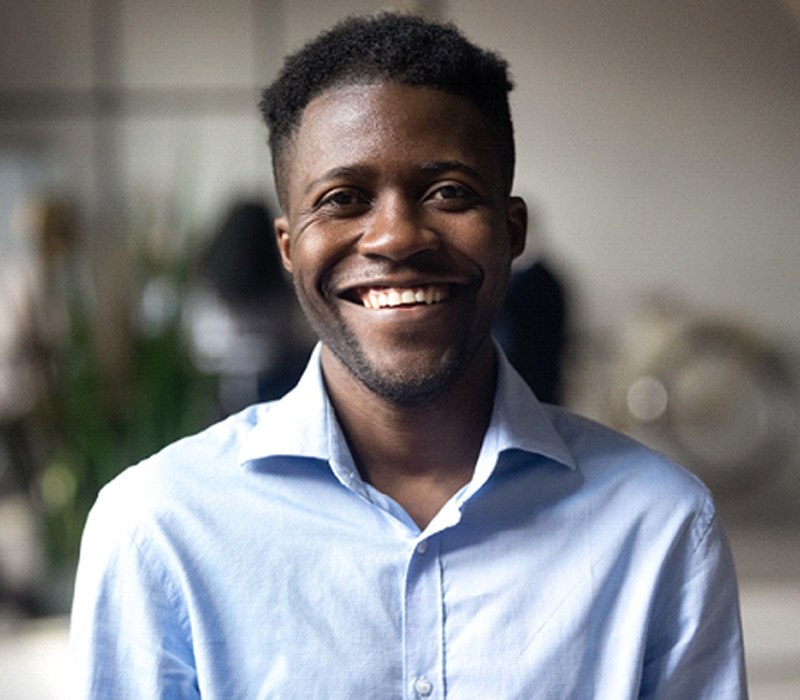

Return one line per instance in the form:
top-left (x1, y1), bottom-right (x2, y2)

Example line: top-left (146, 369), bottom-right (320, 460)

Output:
top-left (357, 195), bottom-right (439, 261)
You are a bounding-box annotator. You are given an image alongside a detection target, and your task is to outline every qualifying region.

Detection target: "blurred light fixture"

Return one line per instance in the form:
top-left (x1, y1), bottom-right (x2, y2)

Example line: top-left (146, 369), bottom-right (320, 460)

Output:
top-left (613, 305), bottom-right (798, 495)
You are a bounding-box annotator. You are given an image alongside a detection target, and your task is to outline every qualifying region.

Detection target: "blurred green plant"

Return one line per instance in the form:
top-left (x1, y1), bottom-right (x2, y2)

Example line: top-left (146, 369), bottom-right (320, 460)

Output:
top-left (38, 286), bottom-right (216, 569)
top-left (10, 199), bottom-right (218, 575)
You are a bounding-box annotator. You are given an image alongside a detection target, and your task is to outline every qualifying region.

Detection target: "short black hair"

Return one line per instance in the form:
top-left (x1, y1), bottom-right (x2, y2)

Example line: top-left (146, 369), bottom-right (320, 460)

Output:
top-left (259, 12), bottom-right (516, 204)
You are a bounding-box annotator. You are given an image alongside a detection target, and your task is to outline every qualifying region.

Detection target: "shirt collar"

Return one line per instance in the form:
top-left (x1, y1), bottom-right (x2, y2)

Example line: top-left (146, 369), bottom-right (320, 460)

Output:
top-left (489, 347), bottom-right (577, 470)
top-left (238, 343), bottom-right (577, 475)
top-left (239, 344), bottom-right (335, 464)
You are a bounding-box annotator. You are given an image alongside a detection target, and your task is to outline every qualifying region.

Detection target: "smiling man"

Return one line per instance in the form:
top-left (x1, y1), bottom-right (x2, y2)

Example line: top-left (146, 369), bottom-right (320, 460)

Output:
top-left (70, 13), bottom-right (747, 699)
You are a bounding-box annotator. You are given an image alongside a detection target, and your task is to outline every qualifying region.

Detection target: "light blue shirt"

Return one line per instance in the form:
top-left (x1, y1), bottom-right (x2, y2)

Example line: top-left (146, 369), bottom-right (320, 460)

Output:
top-left (70, 345), bottom-right (747, 698)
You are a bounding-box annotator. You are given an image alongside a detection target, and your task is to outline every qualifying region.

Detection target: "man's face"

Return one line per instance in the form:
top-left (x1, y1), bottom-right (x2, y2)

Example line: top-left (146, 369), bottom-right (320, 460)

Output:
top-left (275, 82), bottom-right (526, 404)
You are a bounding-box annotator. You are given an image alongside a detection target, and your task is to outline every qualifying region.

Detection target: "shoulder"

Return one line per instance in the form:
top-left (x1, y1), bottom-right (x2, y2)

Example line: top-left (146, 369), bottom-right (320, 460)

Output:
top-left (88, 403), bottom-right (271, 536)
top-left (545, 404), bottom-right (707, 486)
top-left (541, 404), bottom-right (716, 533)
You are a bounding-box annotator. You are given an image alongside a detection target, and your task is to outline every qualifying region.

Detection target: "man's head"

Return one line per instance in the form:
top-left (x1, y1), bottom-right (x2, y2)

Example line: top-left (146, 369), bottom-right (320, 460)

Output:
top-left (262, 14), bottom-right (526, 406)
top-left (260, 12), bottom-right (516, 206)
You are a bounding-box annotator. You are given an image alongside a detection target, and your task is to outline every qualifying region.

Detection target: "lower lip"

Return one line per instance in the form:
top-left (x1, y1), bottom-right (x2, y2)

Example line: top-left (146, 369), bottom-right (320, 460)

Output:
top-left (345, 298), bottom-right (454, 323)
top-left (362, 300), bottom-right (447, 315)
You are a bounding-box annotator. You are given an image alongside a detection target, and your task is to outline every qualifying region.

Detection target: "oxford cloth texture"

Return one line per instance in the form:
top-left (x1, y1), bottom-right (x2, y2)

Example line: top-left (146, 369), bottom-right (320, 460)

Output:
top-left (70, 345), bottom-right (747, 699)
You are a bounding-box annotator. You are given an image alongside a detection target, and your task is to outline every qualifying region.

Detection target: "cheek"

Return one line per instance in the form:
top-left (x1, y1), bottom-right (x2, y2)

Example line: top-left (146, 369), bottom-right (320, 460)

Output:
top-left (460, 218), bottom-right (514, 274)
top-left (470, 234), bottom-right (515, 301)
top-left (290, 256), bottom-right (320, 301)
top-left (296, 215), bottom-right (354, 255)
top-left (286, 231), bottom-right (342, 301)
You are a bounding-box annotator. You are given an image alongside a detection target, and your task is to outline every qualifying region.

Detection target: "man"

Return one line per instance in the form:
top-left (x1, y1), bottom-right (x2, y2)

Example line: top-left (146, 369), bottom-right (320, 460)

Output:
top-left (70, 13), bottom-right (747, 698)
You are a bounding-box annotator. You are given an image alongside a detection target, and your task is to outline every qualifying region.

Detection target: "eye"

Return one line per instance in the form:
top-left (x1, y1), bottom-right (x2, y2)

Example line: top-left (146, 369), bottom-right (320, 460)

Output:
top-left (317, 188), bottom-right (370, 214)
top-left (425, 183), bottom-right (479, 211)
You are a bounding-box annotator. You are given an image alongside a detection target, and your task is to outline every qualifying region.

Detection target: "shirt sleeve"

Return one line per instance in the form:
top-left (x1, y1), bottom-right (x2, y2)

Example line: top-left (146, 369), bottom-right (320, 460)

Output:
top-left (639, 496), bottom-right (748, 699)
top-left (69, 482), bottom-right (199, 699)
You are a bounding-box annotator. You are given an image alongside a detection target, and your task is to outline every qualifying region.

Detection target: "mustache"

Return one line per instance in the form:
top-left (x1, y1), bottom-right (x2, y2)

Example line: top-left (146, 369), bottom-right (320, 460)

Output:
top-left (324, 252), bottom-right (472, 288)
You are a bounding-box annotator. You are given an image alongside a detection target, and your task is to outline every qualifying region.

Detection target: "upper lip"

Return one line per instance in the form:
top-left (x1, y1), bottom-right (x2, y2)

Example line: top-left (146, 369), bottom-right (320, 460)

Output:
top-left (334, 275), bottom-right (472, 302)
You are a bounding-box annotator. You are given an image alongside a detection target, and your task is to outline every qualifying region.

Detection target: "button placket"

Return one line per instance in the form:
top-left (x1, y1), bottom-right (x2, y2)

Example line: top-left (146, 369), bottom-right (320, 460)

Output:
top-left (403, 537), bottom-right (444, 699)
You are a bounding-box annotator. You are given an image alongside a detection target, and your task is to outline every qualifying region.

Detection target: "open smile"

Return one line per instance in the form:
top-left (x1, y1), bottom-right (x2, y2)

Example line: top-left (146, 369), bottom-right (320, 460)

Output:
top-left (355, 284), bottom-right (450, 310)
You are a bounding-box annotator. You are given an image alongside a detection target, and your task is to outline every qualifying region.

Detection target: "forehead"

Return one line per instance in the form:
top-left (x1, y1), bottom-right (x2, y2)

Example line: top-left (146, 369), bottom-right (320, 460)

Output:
top-left (282, 82), bottom-right (503, 202)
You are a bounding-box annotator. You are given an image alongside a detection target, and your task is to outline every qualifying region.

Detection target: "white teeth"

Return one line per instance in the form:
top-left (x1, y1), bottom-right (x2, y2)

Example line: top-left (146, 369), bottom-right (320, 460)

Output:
top-left (360, 285), bottom-right (449, 309)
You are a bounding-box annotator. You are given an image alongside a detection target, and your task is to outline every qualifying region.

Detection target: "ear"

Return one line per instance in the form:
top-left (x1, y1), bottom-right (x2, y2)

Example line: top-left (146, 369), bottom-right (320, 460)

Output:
top-left (507, 196), bottom-right (528, 260)
top-left (274, 215), bottom-right (293, 274)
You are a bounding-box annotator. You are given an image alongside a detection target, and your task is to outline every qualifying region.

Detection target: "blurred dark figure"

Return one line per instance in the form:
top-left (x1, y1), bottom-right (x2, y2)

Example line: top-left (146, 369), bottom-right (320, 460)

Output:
top-left (494, 258), bottom-right (569, 404)
top-left (191, 201), bottom-right (312, 410)
top-left (201, 202), bottom-right (284, 309)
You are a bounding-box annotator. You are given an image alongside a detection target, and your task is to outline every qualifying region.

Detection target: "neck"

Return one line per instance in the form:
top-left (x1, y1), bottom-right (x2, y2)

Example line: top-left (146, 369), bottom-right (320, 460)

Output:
top-left (321, 341), bottom-right (498, 528)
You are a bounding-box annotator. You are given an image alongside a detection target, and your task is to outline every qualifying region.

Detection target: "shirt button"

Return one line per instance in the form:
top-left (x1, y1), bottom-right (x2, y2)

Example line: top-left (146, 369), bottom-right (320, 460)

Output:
top-left (413, 677), bottom-right (433, 696)
top-left (415, 540), bottom-right (428, 555)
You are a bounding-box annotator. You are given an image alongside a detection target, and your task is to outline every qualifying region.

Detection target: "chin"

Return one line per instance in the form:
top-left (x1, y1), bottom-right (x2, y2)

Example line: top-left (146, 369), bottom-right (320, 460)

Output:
top-left (364, 370), bottom-right (456, 406)
top-left (346, 345), bottom-right (473, 406)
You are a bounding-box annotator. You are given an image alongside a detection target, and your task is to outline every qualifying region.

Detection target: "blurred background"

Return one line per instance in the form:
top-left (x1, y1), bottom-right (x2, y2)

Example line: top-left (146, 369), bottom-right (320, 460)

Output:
top-left (0, 0), bottom-right (798, 697)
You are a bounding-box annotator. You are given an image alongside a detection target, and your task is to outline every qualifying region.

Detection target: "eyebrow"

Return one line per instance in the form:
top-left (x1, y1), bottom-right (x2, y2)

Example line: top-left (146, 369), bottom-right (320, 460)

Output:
top-left (420, 160), bottom-right (490, 189)
top-left (303, 166), bottom-right (374, 197)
